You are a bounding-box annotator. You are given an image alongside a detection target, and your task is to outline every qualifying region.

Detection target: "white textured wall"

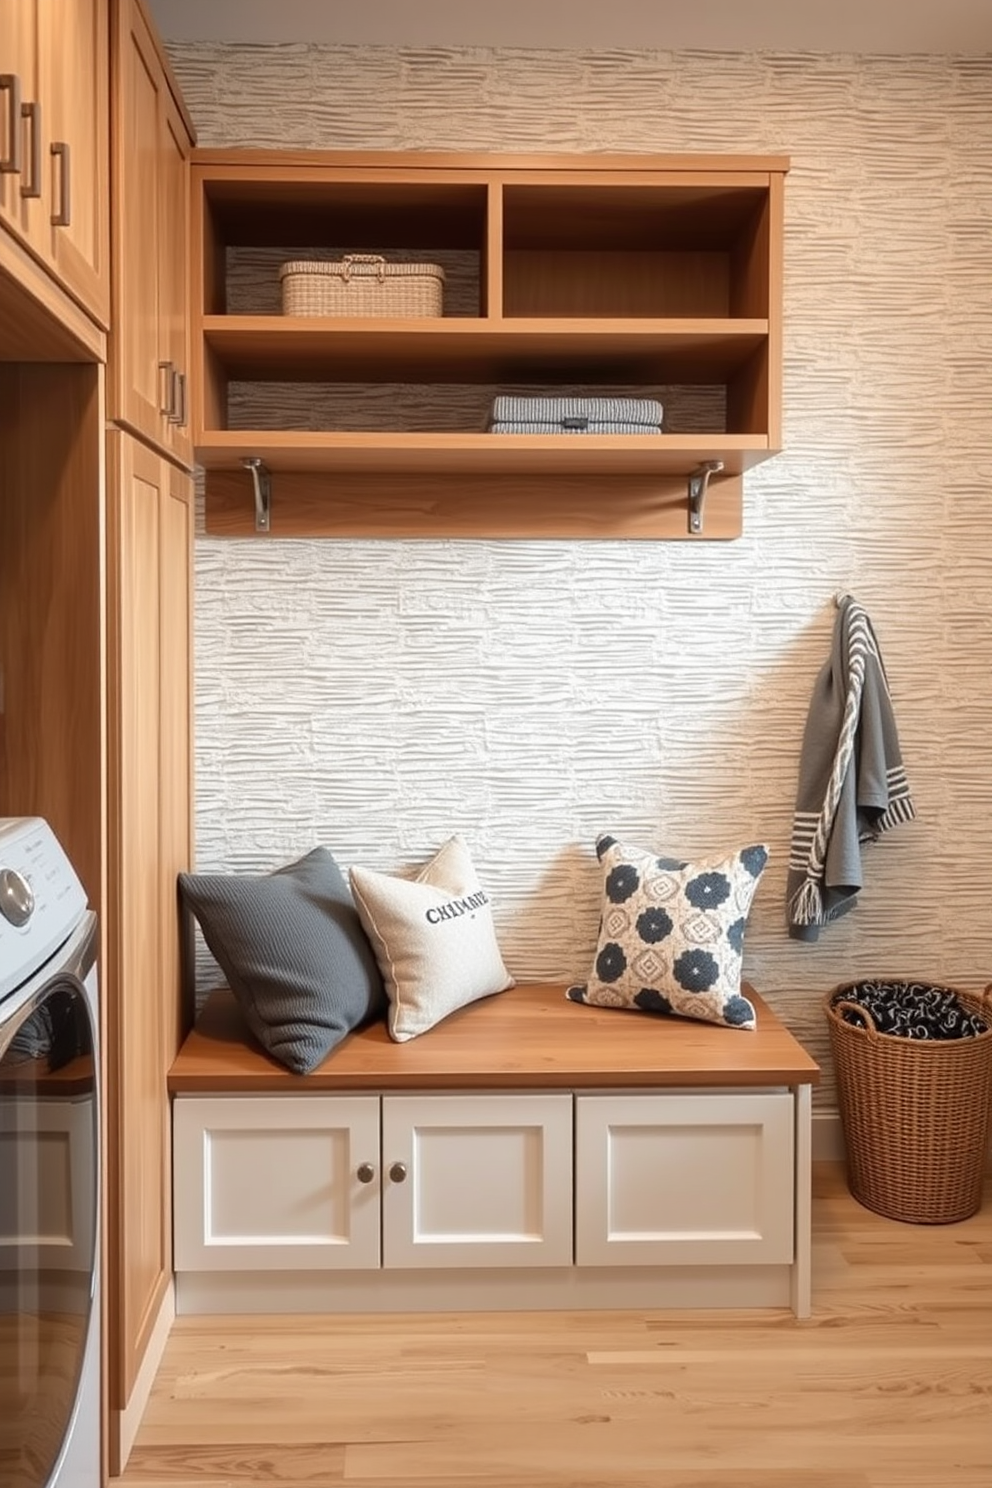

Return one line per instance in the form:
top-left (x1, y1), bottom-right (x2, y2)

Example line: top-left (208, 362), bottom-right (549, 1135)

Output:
top-left (168, 43), bottom-right (992, 1101)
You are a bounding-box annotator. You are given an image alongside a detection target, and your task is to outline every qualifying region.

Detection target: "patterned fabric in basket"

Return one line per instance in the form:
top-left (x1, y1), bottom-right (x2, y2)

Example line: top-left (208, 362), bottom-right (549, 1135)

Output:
top-left (831, 980), bottom-right (989, 1040)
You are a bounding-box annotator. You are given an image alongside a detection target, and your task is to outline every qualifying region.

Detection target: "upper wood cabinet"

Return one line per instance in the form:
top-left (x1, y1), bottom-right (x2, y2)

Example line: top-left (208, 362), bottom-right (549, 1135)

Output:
top-left (0, 0), bottom-right (110, 330)
top-left (190, 150), bottom-right (787, 540)
top-left (108, 0), bottom-right (195, 468)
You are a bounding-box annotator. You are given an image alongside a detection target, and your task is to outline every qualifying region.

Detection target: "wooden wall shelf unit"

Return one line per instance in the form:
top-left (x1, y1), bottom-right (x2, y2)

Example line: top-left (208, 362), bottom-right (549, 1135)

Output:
top-left (190, 150), bottom-right (788, 540)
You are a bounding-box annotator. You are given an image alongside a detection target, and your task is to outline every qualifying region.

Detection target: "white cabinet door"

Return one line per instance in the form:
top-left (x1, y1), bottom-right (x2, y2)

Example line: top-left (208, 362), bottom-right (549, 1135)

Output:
top-left (382, 1094), bottom-right (573, 1269)
top-left (575, 1092), bottom-right (794, 1267)
top-left (173, 1096), bottom-right (381, 1271)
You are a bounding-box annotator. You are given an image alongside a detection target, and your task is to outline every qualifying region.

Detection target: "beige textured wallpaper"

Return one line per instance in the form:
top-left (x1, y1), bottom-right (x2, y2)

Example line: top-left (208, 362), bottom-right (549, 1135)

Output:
top-left (168, 42), bottom-right (992, 1104)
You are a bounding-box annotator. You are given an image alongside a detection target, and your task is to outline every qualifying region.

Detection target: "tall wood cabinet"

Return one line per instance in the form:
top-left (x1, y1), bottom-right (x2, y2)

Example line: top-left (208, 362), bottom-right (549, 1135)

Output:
top-left (104, 0), bottom-right (196, 1466)
top-left (0, 0), bottom-right (110, 329)
top-left (2, 0), bottom-right (195, 1477)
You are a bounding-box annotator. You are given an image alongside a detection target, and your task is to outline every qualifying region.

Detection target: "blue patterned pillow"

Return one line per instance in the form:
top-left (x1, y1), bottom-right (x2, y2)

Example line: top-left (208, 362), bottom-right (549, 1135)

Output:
top-left (567, 835), bottom-right (768, 1030)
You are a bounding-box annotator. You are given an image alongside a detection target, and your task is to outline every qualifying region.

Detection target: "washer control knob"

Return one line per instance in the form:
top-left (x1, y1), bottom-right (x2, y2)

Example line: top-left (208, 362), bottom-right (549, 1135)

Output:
top-left (0, 867), bottom-right (34, 928)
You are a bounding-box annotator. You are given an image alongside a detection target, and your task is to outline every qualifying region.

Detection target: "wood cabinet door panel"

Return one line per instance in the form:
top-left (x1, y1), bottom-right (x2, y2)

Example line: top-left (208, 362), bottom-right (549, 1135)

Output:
top-left (0, 1), bottom-right (41, 252)
top-left (107, 431), bottom-right (170, 1408)
top-left (112, 4), bottom-right (163, 446)
top-left (159, 90), bottom-right (191, 464)
top-left (38, 0), bottom-right (110, 326)
top-left (159, 462), bottom-right (193, 1056)
top-left (110, 0), bottom-right (193, 465)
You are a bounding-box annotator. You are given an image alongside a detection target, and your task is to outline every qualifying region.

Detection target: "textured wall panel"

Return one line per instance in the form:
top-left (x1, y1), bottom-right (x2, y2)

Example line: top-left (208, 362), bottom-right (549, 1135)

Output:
top-left (169, 42), bottom-right (992, 1108)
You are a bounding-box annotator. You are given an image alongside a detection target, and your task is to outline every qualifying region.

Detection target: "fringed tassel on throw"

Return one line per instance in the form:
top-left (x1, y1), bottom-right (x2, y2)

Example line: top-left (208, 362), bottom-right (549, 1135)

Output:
top-left (789, 877), bottom-right (823, 926)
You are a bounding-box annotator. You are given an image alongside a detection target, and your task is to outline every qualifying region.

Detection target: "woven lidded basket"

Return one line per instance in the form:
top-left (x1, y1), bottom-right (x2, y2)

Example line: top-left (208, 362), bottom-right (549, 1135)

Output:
top-left (279, 254), bottom-right (445, 318)
top-left (824, 981), bottom-right (992, 1224)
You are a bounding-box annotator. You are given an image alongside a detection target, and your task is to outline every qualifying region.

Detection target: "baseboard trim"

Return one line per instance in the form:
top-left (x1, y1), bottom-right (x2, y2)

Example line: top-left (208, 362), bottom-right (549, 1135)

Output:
top-left (812, 1111), bottom-right (846, 1163)
top-left (109, 1279), bottom-right (175, 1477)
top-left (176, 1262), bottom-right (797, 1316)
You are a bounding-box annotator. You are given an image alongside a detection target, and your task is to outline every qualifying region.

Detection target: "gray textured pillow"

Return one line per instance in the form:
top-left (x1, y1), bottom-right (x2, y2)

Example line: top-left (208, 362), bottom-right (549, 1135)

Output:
top-left (178, 847), bottom-right (386, 1074)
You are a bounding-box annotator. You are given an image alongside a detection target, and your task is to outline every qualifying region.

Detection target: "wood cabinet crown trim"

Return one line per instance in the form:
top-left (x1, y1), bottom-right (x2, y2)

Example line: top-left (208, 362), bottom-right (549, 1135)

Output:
top-left (191, 148), bottom-right (790, 173)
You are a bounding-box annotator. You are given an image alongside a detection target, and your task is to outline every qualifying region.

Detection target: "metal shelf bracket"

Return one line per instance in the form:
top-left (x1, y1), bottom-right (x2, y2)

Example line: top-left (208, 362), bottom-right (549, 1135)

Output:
top-left (242, 457), bottom-right (271, 533)
top-left (687, 460), bottom-right (724, 535)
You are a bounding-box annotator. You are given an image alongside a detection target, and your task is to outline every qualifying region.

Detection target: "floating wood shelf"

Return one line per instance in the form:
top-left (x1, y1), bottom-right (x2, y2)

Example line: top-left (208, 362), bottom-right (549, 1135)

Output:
top-left (190, 150), bottom-right (787, 539)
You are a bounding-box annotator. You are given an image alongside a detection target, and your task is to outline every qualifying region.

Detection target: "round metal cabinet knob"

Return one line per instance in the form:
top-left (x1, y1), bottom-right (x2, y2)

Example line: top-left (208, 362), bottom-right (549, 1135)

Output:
top-left (356, 1162), bottom-right (376, 1184)
top-left (0, 867), bottom-right (34, 927)
top-left (389, 1162), bottom-right (407, 1183)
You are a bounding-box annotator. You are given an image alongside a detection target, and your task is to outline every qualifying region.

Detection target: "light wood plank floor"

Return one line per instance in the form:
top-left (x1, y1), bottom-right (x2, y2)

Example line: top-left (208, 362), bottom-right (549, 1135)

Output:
top-left (119, 1165), bottom-right (992, 1488)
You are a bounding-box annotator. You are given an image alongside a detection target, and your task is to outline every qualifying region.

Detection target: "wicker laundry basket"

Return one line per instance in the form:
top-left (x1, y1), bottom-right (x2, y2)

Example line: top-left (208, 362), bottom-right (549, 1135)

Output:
top-left (825, 981), bottom-right (992, 1224)
top-left (279, 255), bottom-right (444, 318)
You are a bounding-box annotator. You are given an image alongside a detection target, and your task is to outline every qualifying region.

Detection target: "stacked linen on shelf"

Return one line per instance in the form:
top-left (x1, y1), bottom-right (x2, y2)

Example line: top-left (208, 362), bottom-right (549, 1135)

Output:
top-left (488, 395), bottom-right (663, 434)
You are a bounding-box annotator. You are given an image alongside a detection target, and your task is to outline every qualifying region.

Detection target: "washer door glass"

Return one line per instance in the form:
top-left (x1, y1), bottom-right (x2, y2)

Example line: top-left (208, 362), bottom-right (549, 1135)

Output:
top-left (0, 978), bottom-right (98, 1488)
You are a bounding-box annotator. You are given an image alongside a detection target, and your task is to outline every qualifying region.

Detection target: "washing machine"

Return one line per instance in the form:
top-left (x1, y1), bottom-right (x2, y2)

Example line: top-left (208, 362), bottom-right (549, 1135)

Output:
top-left (0, 817), bottom-right (100, 1488)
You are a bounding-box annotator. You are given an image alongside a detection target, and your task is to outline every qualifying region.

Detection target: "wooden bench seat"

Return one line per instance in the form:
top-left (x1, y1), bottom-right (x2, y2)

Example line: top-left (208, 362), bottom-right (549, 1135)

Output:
top-left (168, 980), bottom-right (820, 1093)
top-left (169, 982), bottom-right (819, 1318)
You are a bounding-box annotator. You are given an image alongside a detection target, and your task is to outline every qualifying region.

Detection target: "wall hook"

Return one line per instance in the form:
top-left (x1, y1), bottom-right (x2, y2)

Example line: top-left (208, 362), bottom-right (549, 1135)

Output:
top-left (687, 460), bottom-right (724, 535)
top-left (241, 457), bottom-right (271, 533)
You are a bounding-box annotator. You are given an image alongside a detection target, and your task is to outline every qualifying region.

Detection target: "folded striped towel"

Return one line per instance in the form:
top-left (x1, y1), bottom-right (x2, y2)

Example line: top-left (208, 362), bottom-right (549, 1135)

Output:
top-left (488, 395), bottom-right (663, 431)
top-left (490, 421), bottom-right (662, 435)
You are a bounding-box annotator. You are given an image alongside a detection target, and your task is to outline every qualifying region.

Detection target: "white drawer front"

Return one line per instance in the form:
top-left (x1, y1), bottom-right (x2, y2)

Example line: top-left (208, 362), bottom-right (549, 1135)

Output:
top-left (382, 1094), bottom-right (573, 1269)
top-left (173, 1095), bottom-right (381, 1270)
top-left (575, 1092), bottom-right (794, 1266)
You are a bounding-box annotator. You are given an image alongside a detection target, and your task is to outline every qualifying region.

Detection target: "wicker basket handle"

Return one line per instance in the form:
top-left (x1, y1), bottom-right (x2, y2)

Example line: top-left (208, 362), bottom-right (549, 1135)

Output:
top-left (341, 253), bottom-right (386, 281)
top-left (832, 998), bottom-right (881, 1037)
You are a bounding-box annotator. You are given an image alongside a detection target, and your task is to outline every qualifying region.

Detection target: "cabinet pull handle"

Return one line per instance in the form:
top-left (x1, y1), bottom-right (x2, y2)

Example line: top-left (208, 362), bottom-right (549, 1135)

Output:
top-left (356, 1162), bottom-right (376, 1184)
top-left (158, 360), bottom-right (176, 419)
top-left (19, 99), bottom-right (41, 199)
top-left (50, 140), bottom-right (70, 226)
top-left (0, 74), bottom-right (21, 174)
top-left (388, 1161), bottom-right (407, 1183)
top-left (175, 370), bottom-right (188, 428)
top-left (167, 367), bottom-right (183, 425)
